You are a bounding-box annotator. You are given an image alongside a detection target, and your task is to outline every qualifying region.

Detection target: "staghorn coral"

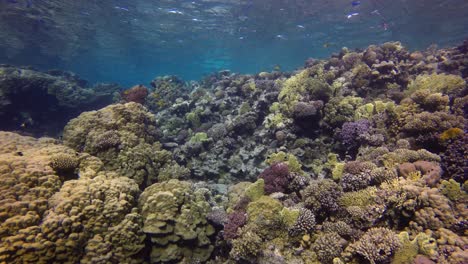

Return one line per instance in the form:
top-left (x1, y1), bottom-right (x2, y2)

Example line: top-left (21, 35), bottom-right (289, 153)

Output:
top-left (138, 179), bottom-right (215, 263)
top-left (340, 119), bottom-right (372, 150)
top-left (345, 227), bottom-right (401, 264)
top-left (63, 102), bottom-right (183, 188)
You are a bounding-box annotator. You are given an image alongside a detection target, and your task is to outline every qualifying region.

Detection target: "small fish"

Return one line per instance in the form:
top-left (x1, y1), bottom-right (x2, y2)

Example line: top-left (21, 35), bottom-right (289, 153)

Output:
top-left (347, 12), bottom-right (359, 19)
top-left (276, 34), bottom-right (287, 40)
top-left (382, 22), bottom-right (389, 31)
top-left (296, 25), bottom-right (305, 29)
top-left (167, 9), bottom-right (183, 15)
top-left (371, 9), bottom-right (380, 15)
top-left (239, 36), bottom-right (244, 40)
top-left (351, 1), bottom-right (361, 7)
top-left (114, 6), bottom-right (129, 11)
top-left (273, 65), bottom-right (281, 71)
top-left (191, 18), bottom-right (201, 22)
top-left (323, 42), bottom-right (331, 48)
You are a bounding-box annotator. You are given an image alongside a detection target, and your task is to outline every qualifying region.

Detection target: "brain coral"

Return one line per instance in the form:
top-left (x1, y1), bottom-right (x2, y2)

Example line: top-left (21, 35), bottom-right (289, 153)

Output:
top-left (138, 179), bottom-right (215, 263)
top-left (63, 102), bottom-right (182, 188)
top-left (0, 132), bottom-right (145, 263)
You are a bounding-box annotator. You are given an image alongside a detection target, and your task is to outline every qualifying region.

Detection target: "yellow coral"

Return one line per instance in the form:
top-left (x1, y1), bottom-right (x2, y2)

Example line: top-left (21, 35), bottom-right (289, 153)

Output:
top-left (407, 73), bottom-right (466, 96)
top-left (439, 127), bottom-right (464, 141)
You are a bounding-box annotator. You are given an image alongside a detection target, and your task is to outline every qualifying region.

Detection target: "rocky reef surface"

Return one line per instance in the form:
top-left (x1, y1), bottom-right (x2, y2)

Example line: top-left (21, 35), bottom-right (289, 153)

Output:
top-left (0, 65), bottom-right (120, 136)
top-left (0, 41), bottom-right (467, 263)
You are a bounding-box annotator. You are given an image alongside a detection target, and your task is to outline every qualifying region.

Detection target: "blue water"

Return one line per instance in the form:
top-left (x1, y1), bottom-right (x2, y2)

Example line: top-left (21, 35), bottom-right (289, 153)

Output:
top-left (1, 0), bottom-right (467, 86)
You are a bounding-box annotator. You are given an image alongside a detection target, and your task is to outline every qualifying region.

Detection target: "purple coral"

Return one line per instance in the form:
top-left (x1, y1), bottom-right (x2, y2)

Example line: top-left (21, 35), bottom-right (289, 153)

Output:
top-left (259, 162), bottom-right (290, 194)
top-left (340, 119), bottom-right (371, 148)
top-left (223, 210), bottom-right (247, 240)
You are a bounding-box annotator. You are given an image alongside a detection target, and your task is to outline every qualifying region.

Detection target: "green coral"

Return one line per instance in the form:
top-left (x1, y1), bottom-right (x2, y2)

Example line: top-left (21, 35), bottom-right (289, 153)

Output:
top-left (440, 179), bottom-right (466, 201)
top-left (355, 100), bottom-right (396, 119)
top-left (244, 179), bottom-right (265, 202)
top-left (407, 73), bottom-right (466, 97)
top-left (323, 96), bottom-right (363, 128)
top-left (138, 179), bottom-right (214, 263)
top-left (278, 68), bottom-right (332, 115)
top-left (339, 187), bottom-right (377, 207)
top-left (392, 232), bottom-right (437, 264)
top-left (189, 132), bottom-right (210, 143)
top-left (185, 111), bottom-right (202, 128)
top-left (246, 196), bottom-right (284, 239)
top-left (266, 151), bottom-right (303, 174)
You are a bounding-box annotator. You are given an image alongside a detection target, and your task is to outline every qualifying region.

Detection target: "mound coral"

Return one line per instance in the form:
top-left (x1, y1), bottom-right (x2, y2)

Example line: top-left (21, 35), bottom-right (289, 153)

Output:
top-left (63, 102), bottom-right (183, 188)
top-left (0, 132), bottom-right (145, 263)
top-left (138, 179), bottom-right (215, 263)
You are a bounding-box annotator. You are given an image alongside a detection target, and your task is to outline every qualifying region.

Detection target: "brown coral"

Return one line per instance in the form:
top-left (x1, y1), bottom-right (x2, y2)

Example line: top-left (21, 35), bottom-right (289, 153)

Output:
top-left (121, 84), bottom-right (149, 104)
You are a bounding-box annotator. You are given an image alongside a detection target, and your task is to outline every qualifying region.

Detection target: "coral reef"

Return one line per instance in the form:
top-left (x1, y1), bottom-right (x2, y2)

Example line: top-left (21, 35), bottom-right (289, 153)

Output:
top-left (1, 40), bottom-right (468, 264)
top-left (62, 102), bottom-right (184, 188)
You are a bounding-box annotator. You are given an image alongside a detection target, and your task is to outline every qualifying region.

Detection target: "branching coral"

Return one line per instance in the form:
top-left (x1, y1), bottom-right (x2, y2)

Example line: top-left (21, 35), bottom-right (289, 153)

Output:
top-left (288, 208), bottom-right (316, 236)
top-left (345, 227), bottom-right (401, 264)
top-left (121, 84), bottom-right (149, 104)
top-left (312, 232), bottom-right (347, 263)
top-left (302, 179), bottom-right (343, 216)
top-left (258, 162), bottom-right (290, 194)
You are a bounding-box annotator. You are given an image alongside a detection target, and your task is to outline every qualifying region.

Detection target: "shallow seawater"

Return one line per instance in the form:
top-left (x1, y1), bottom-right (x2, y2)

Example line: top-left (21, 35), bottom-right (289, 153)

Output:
top-left (0, 1), bottom-right (467, 264)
